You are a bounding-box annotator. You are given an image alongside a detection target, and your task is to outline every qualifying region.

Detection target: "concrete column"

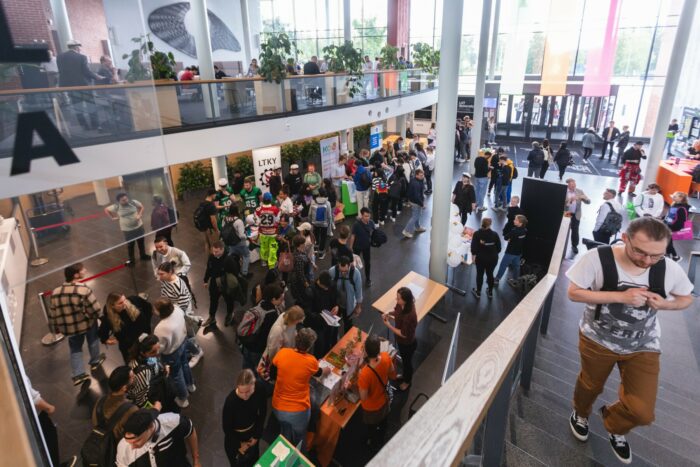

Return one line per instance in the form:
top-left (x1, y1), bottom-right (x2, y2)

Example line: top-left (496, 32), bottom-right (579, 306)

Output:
top-left (211, 155), bottom-right (228, 189)
top-left (469, 0), bottom-right (493, 161)
top-left (343, 0), bottom-right (351, 42)
top-left (428, 0), bottom-right (464, 284)
top-left (49, 0), bottom-right (73, 52)
top-left (190, 0), bottom-right (220, 118)
top-left (92, 180), bottom-right (110, 206)
top-left (644, 0), bottom-right (697, 184)
top-left (397, 114), bottom-right (407, 139)
top-left (488, 0), bottom-right (501, 80)
top-left (240, 0), bottom-right (254, 66)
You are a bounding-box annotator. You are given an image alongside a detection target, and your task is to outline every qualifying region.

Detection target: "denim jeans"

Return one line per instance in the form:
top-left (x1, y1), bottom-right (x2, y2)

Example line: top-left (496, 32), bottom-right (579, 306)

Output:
top-left (495, 253), bottom-right (522, 280)
top-left (161, 341), bottom-right (194, 400)
top-left (229, 242), bottom-right (250, 275)
top-left (495, 183), bottom-right (508, 208)
top-left (273, 408), bottom-right (311, 451)
top-left (474, 177), bottom-right (489, 208)
top-left (403, 203), bottom-right (423, 234)
top-left (67, 321), bottom-right (101, 377)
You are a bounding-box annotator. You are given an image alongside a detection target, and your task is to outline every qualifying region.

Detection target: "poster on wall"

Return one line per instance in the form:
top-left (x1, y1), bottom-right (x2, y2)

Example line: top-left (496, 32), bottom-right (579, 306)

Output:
top-left (252, 146), bottom-right (281, 193)
top-left (370, 124), bottom-right (383, 151)
top-left (320, 135), bottom-right (340, 179)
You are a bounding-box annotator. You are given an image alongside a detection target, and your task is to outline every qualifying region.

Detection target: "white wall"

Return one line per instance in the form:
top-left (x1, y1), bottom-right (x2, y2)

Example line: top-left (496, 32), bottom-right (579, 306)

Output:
top-left (104, 0), bottom-right (247, 70)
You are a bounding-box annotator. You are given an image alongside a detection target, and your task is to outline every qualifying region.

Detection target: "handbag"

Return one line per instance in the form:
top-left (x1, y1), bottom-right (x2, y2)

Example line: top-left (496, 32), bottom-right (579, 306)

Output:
top-left (671, 208), bottom-right (693, 240)
top-left (184, 312), bottom-right (202, 337)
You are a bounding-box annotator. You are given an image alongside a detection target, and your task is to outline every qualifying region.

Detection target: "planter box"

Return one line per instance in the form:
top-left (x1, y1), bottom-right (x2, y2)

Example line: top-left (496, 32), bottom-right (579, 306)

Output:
top-left (254, 80), bottom-right (284, 115)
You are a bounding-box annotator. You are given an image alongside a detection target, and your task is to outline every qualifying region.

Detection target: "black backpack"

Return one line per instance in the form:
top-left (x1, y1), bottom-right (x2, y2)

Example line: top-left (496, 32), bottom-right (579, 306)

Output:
top-left (81, 398), bottom-right (133, 467)
top-left (594, 246), bottom-right (666, 320)
top-left (193, 202), bottom-right (212, 232)
top-left (221, 219), bottom-right (241, 245)
top-left (371, 228), bottom-right (388, 247)
top-left (512, 165), bottom-right (519, 179)
top-left (599, 202), bottom-right (623, 235)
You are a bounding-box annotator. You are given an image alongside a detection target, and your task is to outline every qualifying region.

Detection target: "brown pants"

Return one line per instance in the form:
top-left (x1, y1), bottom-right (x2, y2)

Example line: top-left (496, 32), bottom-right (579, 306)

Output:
top-left (203, 228), bottom-right (219, 253)
top-left (573, 332), bottom-right (660, 435)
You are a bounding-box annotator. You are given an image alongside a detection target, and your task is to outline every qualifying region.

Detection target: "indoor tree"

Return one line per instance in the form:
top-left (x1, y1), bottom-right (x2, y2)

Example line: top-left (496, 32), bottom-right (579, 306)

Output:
top-left (412, 42), bottom-right (440, 75)
top-left (322, 41), bottom-right (365, 97)
top-left (122, 34), bottom-right (176, 82)
top-left (258, 32), bottom-right (294, 83)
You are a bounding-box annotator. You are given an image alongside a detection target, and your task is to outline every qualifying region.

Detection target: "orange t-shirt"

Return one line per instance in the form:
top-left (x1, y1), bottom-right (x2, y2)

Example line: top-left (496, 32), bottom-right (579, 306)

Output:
top-left (272, 348), bottom-right (319, 412)
top-left (358, 352), bottom-right (396, 412)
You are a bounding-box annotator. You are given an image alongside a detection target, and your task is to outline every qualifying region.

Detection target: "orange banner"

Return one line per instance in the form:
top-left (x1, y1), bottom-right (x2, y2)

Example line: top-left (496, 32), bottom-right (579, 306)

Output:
top-left (540, 0), bottom-right (581, 96)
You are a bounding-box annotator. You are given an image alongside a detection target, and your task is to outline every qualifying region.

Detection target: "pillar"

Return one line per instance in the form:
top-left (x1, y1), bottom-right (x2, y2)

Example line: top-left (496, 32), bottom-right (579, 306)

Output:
top-left (240, 0), bottom-right (254, 66)
top-left (470, 0), bottom-right (493, 162)
top-left (190, 0), bottom-right (220, 118)
top-left (211, 155), bottom-right (228, 189)
top-left (488, 0), bottom-right (501, 80)
top-left (49, 0), bottom-right (73, 51)
top-left (343, 0), bottom-right (351, 42)
top-left (644, 0), bottom-right (697, 184)
top-left (92, 180), bottom-right (110, 206)
top-left (428, 0), bottom-right (464, 284)
top-left (397, 114), bottom-right (407, 139)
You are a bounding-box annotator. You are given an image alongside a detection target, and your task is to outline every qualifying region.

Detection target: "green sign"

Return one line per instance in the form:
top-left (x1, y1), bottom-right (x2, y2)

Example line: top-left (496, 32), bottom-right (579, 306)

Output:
top-left (255, 435), bottom-right (313, 467)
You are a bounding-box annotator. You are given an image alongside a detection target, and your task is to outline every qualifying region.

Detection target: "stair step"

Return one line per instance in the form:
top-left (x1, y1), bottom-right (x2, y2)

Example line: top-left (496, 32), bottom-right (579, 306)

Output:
top-left (531, 367), bottom-right (700, 449)
top-left (502, 440), bottom-right (547, 467)
top-left (511, 389), bottom-right (658, 467)
top-left (533, 352), bottom-right (700, 425)
top-left (525, 379), bottom-right (700, 465)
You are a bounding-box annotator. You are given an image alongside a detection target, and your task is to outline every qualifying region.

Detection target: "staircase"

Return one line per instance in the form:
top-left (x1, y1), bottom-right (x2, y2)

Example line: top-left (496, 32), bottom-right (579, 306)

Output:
top-left (502, 303), bottom-right (700, 466)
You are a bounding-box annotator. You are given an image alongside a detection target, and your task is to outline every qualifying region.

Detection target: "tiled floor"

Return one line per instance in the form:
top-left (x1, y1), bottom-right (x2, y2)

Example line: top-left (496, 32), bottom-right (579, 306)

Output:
top-left (16, 160), bottom-right (700, 466)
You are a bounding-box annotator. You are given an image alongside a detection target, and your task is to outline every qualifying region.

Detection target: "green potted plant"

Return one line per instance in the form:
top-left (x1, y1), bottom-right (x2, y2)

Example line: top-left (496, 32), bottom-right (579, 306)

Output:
top-left (256, 32), bottom-right (294, 114)
top-left (176, 161), bottom-right (213, 200)
top-left (322, 41), bottom-right (364, 102)
top-left (379, 44), bottom-right (406, 94)
top-left (228, 153), bottom-right (254, 178)
top-left (122, 34), bottom-right (176, 82)
top-left (412, 42), bottom-right (439, 89)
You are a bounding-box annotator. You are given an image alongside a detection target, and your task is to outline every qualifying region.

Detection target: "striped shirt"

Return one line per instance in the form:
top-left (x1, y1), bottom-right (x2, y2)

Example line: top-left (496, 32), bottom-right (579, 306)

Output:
top-left (128, 359), bottom-right (164, 407)
top-left (160, 277), bottom-right (193, 314)
top-left (48, 282), bottom-right (102, 335)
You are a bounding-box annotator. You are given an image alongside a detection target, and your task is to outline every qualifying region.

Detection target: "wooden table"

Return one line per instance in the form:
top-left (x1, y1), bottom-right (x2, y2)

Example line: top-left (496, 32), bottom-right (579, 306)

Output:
top-left (657, 159), bottom-right (700, 204)
top-left (371, 271), bottom-right (449, 322)
top-left (312, 326), bottom-right (368, 467)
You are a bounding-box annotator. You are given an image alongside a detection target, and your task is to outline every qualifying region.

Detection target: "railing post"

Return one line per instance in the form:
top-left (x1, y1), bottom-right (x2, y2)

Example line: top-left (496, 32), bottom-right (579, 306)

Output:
top-left (481, 366), bottom-right (512, 467)
top-left (520, 305), bottom-right (543, 391)
top-left (539, 286), bottom-right (555, 335)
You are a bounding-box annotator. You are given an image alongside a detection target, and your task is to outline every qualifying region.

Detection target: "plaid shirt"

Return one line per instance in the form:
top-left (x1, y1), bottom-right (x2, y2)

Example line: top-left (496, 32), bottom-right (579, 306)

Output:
top-left (49, 282), bottom-right (102, 335)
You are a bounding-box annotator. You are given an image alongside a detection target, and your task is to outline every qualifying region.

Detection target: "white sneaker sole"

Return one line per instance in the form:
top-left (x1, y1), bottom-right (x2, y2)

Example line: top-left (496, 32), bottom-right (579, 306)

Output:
top-left (569, 412), bottom-right (589, 442)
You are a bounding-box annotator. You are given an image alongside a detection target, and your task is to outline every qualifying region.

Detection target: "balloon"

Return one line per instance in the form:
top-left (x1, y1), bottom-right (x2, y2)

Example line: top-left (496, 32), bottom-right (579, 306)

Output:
top-left (449, 221), bottom-right (463, 235)
top-left (448, 235), bottom-right (462, 251)
top-left (447, 250), bottom-right (462, 267)
top-left (450, 203), bottom-right (460, 217)
top-left (457, 242), bottom-right (469, 257)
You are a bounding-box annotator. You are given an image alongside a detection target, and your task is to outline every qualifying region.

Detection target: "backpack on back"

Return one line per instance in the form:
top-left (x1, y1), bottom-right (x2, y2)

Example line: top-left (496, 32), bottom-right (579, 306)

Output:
top-left (388, 177), bottom-right (403, 199)
top-left (236, 304), bottom-right (274, 345)
top-left (221, 220), bottom-right (241, 246)
top-left (360, 170), bottom-right (372, 188)
top-left (371, 228), bottom-right (388, 247)
top-left (81, 398), bottom-right (133, 467)
top-left (599, 202), bottom-right (623, 235)
top-left (193, 202), bottom-right (211, 232)
top-left (511, 165), bottom-right (519, 179)
top-left (311, 203), bottom-right (329, 228)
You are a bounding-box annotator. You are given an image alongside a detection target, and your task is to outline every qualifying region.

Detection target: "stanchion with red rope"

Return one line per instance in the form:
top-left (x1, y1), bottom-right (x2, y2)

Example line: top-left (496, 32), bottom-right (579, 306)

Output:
top-left (28, 211), bottom-right (107, 268)
top-left (38, 260), bottom-right (139, 346)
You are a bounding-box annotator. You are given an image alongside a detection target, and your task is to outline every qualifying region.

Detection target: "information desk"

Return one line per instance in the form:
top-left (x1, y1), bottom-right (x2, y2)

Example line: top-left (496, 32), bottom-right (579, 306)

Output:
top-left (657, 159), bottom-right (700, 204)
top-left (383, 135), bottom-right (429, 151)
top-left (256, 434), bottom-right (313, 467)
top-left (371, 271), bottom-right (448, 322)
top-left (340, 181), bottom-right (358, 216)
top-left (312, 326), bottom-right (368, 467)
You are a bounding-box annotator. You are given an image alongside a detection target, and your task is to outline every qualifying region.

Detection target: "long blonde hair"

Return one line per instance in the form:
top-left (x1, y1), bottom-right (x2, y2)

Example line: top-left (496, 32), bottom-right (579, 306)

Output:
top-left (106, 293), bottom-right (140, 333)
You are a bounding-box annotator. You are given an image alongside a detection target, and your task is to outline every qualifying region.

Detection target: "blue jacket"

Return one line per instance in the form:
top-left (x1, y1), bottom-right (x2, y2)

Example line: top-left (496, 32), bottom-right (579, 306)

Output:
top-left (407, 177), bottom-right (425, 207)
top-left (353, 165), bottom-right (371, 191)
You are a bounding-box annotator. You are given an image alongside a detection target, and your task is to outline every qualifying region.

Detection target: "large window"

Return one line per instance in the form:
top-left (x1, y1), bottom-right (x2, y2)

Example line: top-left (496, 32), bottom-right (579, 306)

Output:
top-left (351, 0), bottom-right (388, 58)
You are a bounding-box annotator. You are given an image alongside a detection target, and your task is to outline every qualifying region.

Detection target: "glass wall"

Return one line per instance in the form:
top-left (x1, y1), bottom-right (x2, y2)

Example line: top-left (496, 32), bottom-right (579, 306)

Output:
top-left (410, 0), bottom-right (682, 137)
top-left (351, 0), bottom-right (389, 59)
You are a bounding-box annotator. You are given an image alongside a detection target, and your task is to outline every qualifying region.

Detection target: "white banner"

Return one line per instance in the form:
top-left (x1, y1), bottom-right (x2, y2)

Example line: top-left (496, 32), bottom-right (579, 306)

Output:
top-left (252, 146), bottom-right (281, 193)
top-left (320, 135), bottom-right (340, 179)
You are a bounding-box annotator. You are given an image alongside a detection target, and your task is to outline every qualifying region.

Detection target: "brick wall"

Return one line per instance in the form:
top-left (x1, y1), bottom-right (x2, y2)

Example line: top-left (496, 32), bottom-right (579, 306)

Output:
top-left (65, 0), bottom-right (109, 62)
top-left (1, 0), bottom-right (53, 48)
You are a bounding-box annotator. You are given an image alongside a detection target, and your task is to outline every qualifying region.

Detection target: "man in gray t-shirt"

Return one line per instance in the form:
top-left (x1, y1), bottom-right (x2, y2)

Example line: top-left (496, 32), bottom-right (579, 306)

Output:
top-left (105, 192), bottom-right (150, 262)
top-left (565, 218), bottom-right (692, 464)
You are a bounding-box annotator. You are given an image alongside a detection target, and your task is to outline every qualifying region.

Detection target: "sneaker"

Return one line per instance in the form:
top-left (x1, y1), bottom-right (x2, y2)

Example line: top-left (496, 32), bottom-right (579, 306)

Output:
top-left (202, 317), bottom-right (216, 328)
top-left (628, 192), bottom-right (636, 198)
top-left (187, 384), bottom-right (197, 393)
top-left (415, 227), bottom-right (426, 233)
top-left (609, 434), bottom-right (632, 464)
top-left (486, 289), bottom-right (493, 299)
top-left (402, 230), bottom-right (414, 238)
top-left (72, 373), bottom-right (90, 386)
top-left (188, 347), bottom-right (204, 368)
top-left (140, 254), bottom-right (151, 261)
top-left (471, 288), bottom-right (481, 299)
top-left (672, 255), bottom-right (682, 262)
top-left (225, 313), bottom-right (234, 326)
top-left (318, 252), bottom-right (326, 260)
top-left (390, 217), bottom-right (396, 222)
top-left (493, 278), bottom-right (500, 286)
top-left (572, 246), bottom-right (579, 255)
top-left (478, 207), bottom-right (488, 212)
top-left (508, 278), bottom-right (519, 288)
top-left (365, 280), bottom-right (372, 287)
top-left (379, 220), bottom-right (385, 226)
top-left (174, 397), bottom-right (190, 408)
top-left (89, 354), bottom-right (106, 372)
top-left (569, 411), bottom-right (589, 441)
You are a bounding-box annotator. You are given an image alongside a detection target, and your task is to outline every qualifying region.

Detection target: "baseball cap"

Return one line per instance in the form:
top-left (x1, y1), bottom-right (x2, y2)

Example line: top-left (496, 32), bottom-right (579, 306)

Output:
top-left (290, 164), bottom-right (299, 170)
top-left (298, 222), bottom-right (312, 231)
top-left (262, 192), bottom-right (273, 202)
top-left (123, 409), bottom-right (158, 437)
top-left (218, 178), bottom-right (228, 186)
top-left (462, 172), bottom-right (471, 178)
top-left (66, 39), bottom-right (82, 47)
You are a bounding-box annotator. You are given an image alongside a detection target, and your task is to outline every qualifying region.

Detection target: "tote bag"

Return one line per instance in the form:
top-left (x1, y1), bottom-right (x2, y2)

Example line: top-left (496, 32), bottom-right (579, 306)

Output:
top-left (671, 208), bottom-right (693, 240)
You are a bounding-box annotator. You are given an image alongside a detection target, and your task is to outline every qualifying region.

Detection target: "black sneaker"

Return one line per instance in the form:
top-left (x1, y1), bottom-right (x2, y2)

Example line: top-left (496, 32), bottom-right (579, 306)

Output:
top-left (609, 433), bottom-right (632, 464)
top-left (72, 373), bottom-right (90, 386)
top-left (471, 288), bottom-right (481, 299)
top-left (203, 317), bottom-right (216, 328)
top-left (89, 354), bottom-right (106, 372)
top-left (224, 313), bottom-right (234, 327)
top-left (487, 289), bottom-right (493, 299)
top-left (569, 410), bottom-right (589, 441)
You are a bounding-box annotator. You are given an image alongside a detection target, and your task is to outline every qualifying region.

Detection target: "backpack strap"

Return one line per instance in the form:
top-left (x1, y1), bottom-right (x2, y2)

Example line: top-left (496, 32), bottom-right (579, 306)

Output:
top-left (605, 201), bottom-right (615, 213)
top-left (105, 402), bottom-right (134, 436)
top-left (95, 396), bottom-right (108, 428)
top-left (648, 258), bottom-right (667, 299)
top-left (594, 246), bottom-right (618, 320)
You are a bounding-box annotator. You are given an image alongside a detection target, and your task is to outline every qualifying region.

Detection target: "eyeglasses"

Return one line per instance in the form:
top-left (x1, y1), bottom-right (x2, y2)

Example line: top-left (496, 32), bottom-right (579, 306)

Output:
top-left (626, 239), bottom-right (665, 261)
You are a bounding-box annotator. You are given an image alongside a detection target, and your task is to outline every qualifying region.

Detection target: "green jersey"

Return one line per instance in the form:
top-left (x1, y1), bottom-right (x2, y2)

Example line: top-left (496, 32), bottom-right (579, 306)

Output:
top-left (215, 186), bottom-right (234, 228)
top-left (240, 186), bottom-right (262, 214)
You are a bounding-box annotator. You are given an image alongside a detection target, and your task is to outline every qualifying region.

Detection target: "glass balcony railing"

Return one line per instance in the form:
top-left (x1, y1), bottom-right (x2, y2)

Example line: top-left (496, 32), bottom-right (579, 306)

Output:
top-left (0, 69), bottom-right (437, 157)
